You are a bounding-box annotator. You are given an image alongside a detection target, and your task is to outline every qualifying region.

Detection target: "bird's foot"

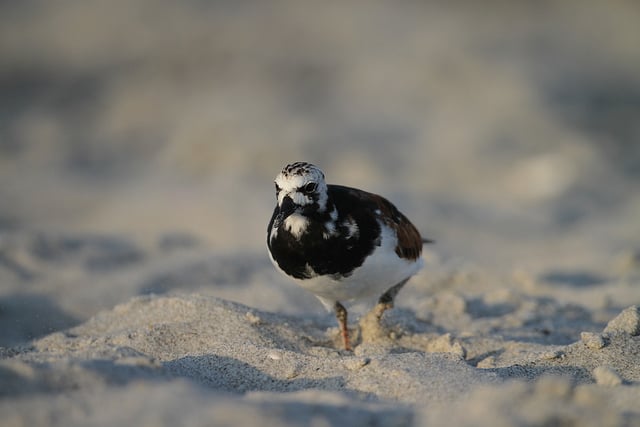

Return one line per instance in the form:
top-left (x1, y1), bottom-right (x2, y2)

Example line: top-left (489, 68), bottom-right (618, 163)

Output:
top-left (359, 303), bottom-right (395, 345)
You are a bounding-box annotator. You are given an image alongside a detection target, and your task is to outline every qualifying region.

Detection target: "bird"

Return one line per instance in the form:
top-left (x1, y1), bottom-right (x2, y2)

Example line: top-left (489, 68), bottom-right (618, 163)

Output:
top-left (267, 162), bottom-right (430, 351)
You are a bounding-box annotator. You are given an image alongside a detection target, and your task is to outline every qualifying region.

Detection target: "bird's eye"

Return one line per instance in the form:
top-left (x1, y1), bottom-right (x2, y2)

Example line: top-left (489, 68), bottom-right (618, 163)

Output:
top-left (302, 182), bottom-right (317, 194)
top-left (275, 183), bottom-right (281, 194)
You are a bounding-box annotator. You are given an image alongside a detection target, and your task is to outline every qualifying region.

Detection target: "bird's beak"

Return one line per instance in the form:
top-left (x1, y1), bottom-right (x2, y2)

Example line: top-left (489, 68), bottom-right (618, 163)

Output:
top-left (278, 196), bottom-right (296, 219)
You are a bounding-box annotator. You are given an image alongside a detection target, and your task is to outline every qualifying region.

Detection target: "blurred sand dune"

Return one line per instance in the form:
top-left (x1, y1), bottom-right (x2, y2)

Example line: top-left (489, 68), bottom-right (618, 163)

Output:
top-left (1, 0), bottom-right (639, 266)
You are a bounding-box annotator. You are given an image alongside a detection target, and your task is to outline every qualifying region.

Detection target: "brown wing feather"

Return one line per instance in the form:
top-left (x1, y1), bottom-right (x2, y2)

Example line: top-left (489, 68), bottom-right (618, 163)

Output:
top-left (378, 198), bottom-right (423, 260)
top-left (359, 191), bottom-right (424, 261)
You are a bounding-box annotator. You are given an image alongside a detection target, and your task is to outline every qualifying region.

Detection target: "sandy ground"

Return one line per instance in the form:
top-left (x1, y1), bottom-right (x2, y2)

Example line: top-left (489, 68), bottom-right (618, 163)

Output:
top-left (2, 1), bottom-right (640, 426)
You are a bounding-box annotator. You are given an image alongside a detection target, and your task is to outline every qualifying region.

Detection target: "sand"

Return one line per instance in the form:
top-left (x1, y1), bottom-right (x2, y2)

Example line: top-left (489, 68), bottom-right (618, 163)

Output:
top-left (2, 1), bottom-right (640, 426)
top-left (1, 293), bottom-right (639, 426)
top-left (1, 235), bottom-right (639, 426)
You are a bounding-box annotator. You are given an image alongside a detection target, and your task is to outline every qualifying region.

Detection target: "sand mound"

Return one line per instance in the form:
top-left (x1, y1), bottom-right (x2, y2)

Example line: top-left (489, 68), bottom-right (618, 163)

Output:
top-left (2, 294), bottom-right (639, 426)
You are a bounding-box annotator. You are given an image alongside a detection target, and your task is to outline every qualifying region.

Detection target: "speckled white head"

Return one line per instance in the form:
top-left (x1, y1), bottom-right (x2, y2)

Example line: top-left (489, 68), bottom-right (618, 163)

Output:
top-left (274, 162), bottom-right (329, 212)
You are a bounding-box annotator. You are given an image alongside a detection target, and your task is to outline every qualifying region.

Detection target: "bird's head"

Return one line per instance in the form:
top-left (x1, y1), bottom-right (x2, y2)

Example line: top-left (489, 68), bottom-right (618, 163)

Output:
top-left (274, 162), bottom-right (329, 218)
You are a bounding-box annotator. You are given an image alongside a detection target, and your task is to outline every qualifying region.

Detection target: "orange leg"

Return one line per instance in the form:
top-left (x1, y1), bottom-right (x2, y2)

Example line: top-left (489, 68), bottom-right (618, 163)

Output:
top-left (375, 278), bottom-right (409, 320)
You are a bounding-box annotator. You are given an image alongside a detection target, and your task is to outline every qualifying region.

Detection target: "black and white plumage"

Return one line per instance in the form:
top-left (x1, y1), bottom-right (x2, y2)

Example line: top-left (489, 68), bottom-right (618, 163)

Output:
top-left (267, 162), bottom-right (429, 350)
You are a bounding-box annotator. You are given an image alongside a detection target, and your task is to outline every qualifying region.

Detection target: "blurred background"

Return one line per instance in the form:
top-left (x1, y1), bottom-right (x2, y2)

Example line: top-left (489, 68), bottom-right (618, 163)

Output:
top-left (1, 0), bottom-right (639, 271)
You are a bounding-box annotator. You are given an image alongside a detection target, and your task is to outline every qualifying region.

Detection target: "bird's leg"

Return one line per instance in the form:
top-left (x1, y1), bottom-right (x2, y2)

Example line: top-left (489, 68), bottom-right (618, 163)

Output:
top-left (334, 301), bottom-right (351, 351)
top-left (373, 278), bottom-right (410, 321)
top-left (359, 278), bottom-right (411, 345)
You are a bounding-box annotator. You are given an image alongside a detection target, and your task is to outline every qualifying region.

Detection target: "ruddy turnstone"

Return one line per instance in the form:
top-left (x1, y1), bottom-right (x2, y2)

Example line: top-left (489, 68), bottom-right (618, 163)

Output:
top-left (267, 162), bottom-right (430, 350)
